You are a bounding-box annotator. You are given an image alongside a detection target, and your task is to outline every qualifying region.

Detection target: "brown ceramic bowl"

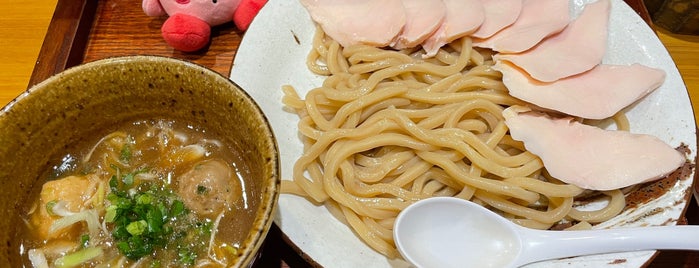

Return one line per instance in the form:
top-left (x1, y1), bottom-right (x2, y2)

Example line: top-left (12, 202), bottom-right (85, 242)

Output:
top-left (0, 55), bottom-right (280, 267)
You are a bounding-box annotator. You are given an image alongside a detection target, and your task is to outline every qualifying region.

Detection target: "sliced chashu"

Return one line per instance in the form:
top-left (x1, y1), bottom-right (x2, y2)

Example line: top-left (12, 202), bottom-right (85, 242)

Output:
top-left (494, 0), bottom-right (610, 82)
top-left (391, 0), bottom-right (446, 50)
top-left (494, 61), bottom-right (666, 119)
top-left (421, 0), bottom-right (485, 57)
top-left (471, 0), bottom-right (523, 39)
top-left (473, 0), bottom-right (569, 53)
top-left (299, 0), bottom-right (406, 48)
top-left (503, 106), bottom-right (685, 191)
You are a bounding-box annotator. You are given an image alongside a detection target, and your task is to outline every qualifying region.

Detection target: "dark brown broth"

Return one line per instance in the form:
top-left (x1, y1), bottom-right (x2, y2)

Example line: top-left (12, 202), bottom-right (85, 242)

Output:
top-left (17, 118), bottom-right (258, 267)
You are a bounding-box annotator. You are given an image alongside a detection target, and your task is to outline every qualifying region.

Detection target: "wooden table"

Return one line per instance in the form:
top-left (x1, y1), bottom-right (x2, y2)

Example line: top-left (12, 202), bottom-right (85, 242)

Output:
top-left (1, 0), bottom-right (698, 267)
top-left (0, 0), bottom-right (57, 104)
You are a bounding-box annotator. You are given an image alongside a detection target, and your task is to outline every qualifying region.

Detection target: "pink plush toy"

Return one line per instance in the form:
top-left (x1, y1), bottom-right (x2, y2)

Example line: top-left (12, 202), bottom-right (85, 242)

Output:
top-left (142, 0), bottom-right (267, 52)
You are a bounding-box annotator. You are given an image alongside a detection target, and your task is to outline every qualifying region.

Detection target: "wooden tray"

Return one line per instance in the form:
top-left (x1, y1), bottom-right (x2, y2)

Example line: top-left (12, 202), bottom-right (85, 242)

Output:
top-left (28, 0), bottom-right (698, 267)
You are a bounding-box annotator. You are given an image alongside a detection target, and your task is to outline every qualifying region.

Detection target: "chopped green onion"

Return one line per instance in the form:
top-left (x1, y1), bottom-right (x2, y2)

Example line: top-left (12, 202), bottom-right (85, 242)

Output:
top-left (171, 200), bottom-right (185, 217)
top-left (105, 205), bottom-right (118, 223)
top-left (136, 193), bottom-right (152, 205)
top-left (126, 220), bottom-right (147, 236)
top-left (195, 221), bottom-right (213, 236)
top-left (119, 144), bottom-right (132, 163)
top-left (224, 244), bottom-right (238, 256)
top-left (79, 234), bottom-right (90, 248)
top-left (146, 208), bottom-right (164, 233)
top-left (53, 247), bottom-right (103, 268)
top-left (122, 173), bottom-right (134, 186)
top-left (45, 200), bottom-right (58, 216)
top-left (177, 247), bottom-right (196, 265)
top-left (112, 224), bottom-right (130, 240)
top-left (109, 176), bottom-right (118, 190)
top-left (106, 176), bottom-right (210, 262)
top-left (196, 185), bottom-right (208, 195)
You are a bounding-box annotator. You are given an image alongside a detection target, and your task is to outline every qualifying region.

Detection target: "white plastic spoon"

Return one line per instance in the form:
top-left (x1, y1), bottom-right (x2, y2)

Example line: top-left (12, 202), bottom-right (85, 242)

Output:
top-left (393, 197), bottom-right (699, 268)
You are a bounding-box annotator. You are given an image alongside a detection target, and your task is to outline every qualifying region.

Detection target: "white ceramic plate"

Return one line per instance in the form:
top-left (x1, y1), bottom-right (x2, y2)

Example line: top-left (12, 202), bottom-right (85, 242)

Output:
top-left (230, 0), bottom-right (697, 267)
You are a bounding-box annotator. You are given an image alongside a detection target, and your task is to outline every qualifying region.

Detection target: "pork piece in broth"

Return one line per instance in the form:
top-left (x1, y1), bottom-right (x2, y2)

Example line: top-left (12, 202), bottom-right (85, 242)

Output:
top-left (176, 159), bottom-right (242, 217)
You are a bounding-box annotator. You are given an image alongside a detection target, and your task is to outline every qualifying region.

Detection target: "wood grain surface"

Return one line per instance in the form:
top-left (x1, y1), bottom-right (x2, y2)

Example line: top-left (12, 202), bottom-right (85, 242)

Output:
top-left (0, 0), bottom-right (57, 103)
top-left (83, 1), bottom-right (242, 78)
top-left (2, 0), bottom-right (699, 267)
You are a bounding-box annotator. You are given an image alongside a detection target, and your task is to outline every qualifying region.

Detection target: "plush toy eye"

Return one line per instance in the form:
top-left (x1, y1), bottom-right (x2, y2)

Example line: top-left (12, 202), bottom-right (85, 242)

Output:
top-left (176, 0), bottom-right (189, 4)
top-left (212, 0), bottom-right (217, 3)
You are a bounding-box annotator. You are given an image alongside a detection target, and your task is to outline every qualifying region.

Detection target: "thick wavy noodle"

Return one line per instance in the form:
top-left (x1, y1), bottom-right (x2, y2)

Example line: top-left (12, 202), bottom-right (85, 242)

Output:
top-left (281, 26), bottom-right (627, 258)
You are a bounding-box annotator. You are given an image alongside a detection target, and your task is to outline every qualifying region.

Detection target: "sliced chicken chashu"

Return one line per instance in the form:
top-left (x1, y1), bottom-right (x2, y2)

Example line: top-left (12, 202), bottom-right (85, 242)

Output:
top-left (471, 0), bottom-right (523, 39)
top-left (391, 0), bottom-right (446, 50)
top-left (421, 0), bottom-right (485, 57)
top-left (495, 0), bottom-right (610, 82)
top-left (299, 0), bottom-right (406, 48)
top-left (473, 0), bottom-right (569, 53)
top-left (494, 62), bottom-right (666, 119)
top-left (503, 107), bottom-right (685, 191)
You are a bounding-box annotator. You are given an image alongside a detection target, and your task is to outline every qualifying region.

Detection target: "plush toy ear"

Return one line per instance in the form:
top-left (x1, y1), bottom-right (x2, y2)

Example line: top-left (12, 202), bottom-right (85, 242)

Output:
top-left (233, 0), bottom-right (268, 31)
top-left (142, 0), bottom-right (167, 17)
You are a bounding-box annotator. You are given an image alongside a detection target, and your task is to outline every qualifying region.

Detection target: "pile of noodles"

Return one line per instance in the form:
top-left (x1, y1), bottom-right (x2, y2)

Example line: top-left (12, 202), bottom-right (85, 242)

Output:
top-left (280, 26), bottom-right (627, 258)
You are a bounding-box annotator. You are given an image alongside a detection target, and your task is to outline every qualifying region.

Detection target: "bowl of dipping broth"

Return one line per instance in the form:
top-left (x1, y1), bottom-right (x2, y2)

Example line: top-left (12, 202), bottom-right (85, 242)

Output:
top-left (0, 55), bottom-right (280, 267)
